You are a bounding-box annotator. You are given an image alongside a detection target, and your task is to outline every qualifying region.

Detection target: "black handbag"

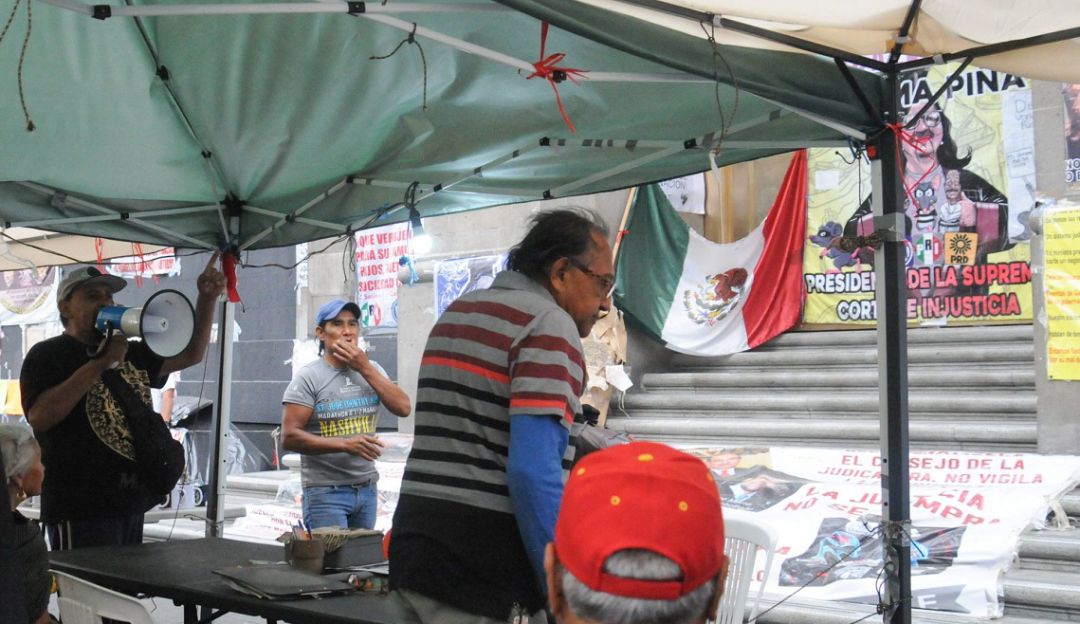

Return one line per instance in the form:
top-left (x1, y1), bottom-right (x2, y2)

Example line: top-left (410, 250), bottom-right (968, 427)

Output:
top-left (100, 370), bottom-right (186, 503)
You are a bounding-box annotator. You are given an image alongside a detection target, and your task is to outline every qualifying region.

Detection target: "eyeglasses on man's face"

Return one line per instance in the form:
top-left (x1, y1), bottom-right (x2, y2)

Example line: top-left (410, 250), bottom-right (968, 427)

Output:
top-left (568, 257), bottom-right (616, 298)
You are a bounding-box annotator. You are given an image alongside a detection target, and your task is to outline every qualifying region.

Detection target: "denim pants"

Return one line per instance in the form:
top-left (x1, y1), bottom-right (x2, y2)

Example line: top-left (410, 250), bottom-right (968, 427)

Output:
top-left (302, 481), bottom-right (378, 530)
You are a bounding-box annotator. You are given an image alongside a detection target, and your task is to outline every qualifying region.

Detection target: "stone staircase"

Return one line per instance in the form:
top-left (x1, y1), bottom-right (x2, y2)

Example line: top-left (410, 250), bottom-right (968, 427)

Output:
top-left (608, 324), bottom-right (1080, 622)
top-left (609, 324), bottom-right (1037, 451)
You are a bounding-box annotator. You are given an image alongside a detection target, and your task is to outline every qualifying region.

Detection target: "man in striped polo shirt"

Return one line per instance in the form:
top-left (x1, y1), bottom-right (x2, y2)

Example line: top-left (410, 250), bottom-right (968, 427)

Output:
top-left (390, 209), bottom-right (615, 623)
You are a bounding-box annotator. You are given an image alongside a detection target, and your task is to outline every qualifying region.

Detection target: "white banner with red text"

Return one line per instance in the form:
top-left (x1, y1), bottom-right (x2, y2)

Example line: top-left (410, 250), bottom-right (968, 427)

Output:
top-left (679, 445), bottom-right (1080, 618)
top-left (354, 223), bottom-right (413, 328)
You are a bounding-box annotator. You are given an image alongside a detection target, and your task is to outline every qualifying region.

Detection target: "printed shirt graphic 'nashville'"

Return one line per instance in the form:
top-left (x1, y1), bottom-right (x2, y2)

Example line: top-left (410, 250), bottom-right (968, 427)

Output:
top-left (314, 376), bottom-right (380, 438)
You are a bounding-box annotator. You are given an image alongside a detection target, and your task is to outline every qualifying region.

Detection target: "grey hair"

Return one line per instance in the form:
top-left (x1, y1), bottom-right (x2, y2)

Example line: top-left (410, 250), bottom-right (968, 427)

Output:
top-left (559, 549), bottom-right (716, 624)
top-left (0, 424), bottom-right (38, 480)
top-left (505, 208), bottom-right (610, 282)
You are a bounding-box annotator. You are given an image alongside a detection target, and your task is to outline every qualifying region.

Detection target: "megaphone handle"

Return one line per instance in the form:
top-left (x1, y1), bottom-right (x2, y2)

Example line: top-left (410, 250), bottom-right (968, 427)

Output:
top-left (88, 324), bottom-right (116, 360)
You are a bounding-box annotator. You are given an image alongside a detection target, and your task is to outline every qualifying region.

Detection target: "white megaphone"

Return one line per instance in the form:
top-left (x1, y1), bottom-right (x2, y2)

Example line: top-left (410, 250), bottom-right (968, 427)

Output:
top-left (93, 289), bottom-right (195, 358)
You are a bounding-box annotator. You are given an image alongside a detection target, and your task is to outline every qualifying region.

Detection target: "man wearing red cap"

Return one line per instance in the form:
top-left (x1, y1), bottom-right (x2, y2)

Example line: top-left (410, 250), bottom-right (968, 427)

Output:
top-left (545, 442), bottom-right (728, 624)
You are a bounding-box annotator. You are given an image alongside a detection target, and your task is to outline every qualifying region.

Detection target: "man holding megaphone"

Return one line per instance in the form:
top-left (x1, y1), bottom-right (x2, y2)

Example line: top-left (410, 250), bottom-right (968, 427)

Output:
top-left (19, 252), bottom-right (227, 550)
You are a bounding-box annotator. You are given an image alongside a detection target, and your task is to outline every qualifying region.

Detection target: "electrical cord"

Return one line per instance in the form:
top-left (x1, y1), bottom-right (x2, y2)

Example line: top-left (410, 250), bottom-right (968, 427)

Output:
top-left (748, 520), bottom-right (883, 623)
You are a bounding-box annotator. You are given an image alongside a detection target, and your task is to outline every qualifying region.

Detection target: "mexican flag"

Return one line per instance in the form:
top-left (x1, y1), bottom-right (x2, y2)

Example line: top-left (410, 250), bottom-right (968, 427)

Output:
top-left (614, 150), bottom-right (807, 356)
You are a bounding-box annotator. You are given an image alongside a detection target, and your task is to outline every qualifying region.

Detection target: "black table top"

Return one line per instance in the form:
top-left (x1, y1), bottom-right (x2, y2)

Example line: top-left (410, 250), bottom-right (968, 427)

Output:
top-left (48, 537), bottom-right (398, 624)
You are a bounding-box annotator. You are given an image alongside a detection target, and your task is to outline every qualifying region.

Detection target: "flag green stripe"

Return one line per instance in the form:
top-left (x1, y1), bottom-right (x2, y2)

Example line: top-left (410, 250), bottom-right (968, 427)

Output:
top-left (614, 185), bottom-right (690, 341)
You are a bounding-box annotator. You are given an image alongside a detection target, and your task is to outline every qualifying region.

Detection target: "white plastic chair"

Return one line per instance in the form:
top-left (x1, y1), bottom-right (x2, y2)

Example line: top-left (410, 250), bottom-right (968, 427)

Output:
top-left (52, 570), bottom-right (154, 624)
top-left (714, 517), bottom-right (778, 624)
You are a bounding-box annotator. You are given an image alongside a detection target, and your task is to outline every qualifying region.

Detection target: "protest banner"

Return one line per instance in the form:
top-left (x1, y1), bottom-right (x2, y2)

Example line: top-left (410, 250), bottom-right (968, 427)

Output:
top-left (804, 64), bottom-right (1033, 326)
top-left (681, 445), bottom-right (1080, 617)
top-left (354, 223), bottom-right (412, 328)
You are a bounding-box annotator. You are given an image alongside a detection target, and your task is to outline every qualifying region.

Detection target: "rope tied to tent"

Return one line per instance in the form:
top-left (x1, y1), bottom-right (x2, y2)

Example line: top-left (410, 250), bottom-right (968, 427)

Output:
top-left (525, 21), bottom-right (587, 133)
top-left (369, 22), bottom-right (428, 111)
top-left (0, 0), bottom-right (35, 131)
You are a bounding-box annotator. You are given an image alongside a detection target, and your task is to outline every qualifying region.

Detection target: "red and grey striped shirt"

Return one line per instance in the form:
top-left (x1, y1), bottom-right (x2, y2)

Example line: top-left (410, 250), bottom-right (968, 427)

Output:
top-left (390, 270), bottom-right (584, 619)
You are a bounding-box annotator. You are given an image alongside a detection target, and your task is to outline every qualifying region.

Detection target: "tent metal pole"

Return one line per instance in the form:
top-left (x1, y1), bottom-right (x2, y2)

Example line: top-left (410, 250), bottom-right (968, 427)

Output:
top-left (417, 141), bottom-right (542, 199)
top-left (875, 69), bottom-right (912, 624)
top-left (12, 182), bottom-right (220, 249)
top-left (46, 0), bottom-right (706, 84)
top-left (127, 219), bottom-right (218, 250)
top-left (41, 0), bottom-right (515, 17)
top-left (360, 13), bottom-right (704, 84)
top-left (240, 180), bottom-right (351, 250)
top-left (205, 298), bottom-right (235, 538)
top-left (896, 25), bottom-right (1080, 73)
top-left (887, 0), bottom-right (922, 66)
top-left (834, 59), bottom-right (880, 123)
top-left (549, 109), bottom-right (788, 197)
top-left (206, 210), bottom-right (240, 538)
top-left (714, 16), bottom-right (888, 72)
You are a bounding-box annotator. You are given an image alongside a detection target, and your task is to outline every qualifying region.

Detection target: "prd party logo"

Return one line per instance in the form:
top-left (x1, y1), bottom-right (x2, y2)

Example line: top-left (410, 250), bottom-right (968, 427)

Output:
top-left (945, 232), bottom-right (978, 265)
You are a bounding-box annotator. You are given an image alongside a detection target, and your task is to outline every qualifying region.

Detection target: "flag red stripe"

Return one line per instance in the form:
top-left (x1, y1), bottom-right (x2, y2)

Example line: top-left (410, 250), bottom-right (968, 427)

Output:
top-left (743, 150), bottom-right (807, 348)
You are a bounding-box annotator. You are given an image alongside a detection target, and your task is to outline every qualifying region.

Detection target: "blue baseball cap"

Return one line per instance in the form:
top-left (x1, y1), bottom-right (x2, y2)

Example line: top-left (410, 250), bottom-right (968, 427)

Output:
top-left (316, 299), bottom-right (361, 326)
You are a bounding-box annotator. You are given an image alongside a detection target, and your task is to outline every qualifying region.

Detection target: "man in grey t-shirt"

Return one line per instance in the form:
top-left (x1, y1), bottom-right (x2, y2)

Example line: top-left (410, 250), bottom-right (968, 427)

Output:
top-left (282, 299), bottom-right (411, 529)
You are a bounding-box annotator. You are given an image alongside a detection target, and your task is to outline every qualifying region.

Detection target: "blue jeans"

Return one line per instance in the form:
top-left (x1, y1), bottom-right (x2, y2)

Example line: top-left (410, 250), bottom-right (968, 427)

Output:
top-left (303, 481), bottom-right (378, 530)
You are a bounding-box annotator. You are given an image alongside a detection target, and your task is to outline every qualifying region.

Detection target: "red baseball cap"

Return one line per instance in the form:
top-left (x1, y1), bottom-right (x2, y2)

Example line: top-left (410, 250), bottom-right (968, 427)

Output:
top-left (554, 441), bottom-right (725, 600)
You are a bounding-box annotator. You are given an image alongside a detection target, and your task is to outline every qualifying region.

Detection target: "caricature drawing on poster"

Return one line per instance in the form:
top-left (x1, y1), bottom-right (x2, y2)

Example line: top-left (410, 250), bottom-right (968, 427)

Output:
top-left (804, 64), bottom-right (1033, 325)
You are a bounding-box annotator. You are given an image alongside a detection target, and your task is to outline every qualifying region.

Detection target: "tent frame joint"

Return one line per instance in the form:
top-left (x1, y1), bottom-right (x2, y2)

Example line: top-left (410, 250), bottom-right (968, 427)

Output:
top-left (224, 194), bottom-right (244, 218)
top-left (347, 1), bottom-right (365, 14)
top-left (873, 213), bottom-right (905, 242)
top-left (91, 4), bottom-right (111, 19)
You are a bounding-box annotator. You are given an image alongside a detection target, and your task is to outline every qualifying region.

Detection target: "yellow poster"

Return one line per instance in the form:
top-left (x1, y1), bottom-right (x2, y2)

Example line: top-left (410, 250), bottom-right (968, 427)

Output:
top-left (1044, 203), bottom-right (1080, 379)
top-left (804, 64), bottom-right (1033, 326)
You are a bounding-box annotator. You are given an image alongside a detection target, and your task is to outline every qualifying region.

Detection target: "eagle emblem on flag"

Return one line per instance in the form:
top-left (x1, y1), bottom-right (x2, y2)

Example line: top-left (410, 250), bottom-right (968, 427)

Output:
top-left (683, 267), bottom-right (749, 326)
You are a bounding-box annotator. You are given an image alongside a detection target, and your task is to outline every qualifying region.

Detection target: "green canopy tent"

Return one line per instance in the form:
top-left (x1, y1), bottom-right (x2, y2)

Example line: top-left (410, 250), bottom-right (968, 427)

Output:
top-left (2, 1), bottom-right (1079, 621)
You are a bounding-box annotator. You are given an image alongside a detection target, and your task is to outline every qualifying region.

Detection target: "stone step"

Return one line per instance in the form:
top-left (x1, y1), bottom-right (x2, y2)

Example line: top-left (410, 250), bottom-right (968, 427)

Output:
top-left (1017, 528), bottom-right (1080, 574)
top-left (671, 343), bottom-right (1033, 369)
top-left (622, 391), bottom-right (1035, 415)
top-left (1063, 490), bottom-right (1080, 517)
top-left (607, 418), bottom-right (1037, 451)
top-left (224, 468), bottom-right (299, 498)
top-left (759, 324), bottom-right (1033, 350)
top-left (1003, 568), bottom-right (1080, 619)
top-left (643, 367), bottom-right (1035, 390)
top-left (753, 594), bottom-right (1048, 624)
top-left (620, 409), bottom-right (1034, 423)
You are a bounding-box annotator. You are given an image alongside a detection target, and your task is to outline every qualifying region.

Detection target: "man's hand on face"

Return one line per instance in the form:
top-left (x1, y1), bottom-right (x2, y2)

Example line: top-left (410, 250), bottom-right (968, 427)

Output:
top-left (330, 338), bottom-right (371, 371)
top-left (340, 434), bottom-right (385, 461)
top-left (197, 251), bottom-right (228, 300)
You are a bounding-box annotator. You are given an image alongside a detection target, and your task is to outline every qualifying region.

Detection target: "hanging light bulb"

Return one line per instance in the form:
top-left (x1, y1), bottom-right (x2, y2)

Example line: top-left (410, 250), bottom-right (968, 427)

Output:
top-left (409, 206), bottom-right (433, 255)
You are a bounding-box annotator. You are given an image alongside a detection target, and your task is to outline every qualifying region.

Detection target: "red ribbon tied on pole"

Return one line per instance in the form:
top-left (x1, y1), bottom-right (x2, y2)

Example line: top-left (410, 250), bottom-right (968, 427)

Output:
top-left (222, 249), bottom-right (242, 303)
top-left (526, 21), bottom-right (587, 133)
top-left (886, 122), bottom-right (935, 208)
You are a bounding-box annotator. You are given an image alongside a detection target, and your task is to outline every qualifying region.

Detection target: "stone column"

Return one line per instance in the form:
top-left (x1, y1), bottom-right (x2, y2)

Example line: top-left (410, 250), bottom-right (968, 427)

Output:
top-left (1031, 80), bottom-right (1080, 453)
